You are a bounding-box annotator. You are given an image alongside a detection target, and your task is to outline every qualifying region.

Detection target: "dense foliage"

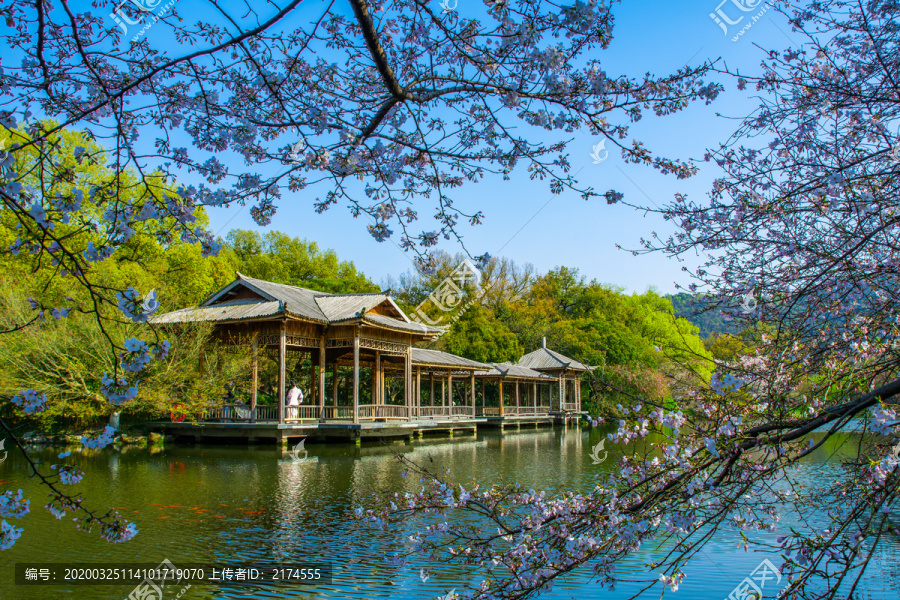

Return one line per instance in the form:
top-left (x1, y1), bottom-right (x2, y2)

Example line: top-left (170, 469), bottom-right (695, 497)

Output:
top-left (393, 253), bottom-right (713, 410)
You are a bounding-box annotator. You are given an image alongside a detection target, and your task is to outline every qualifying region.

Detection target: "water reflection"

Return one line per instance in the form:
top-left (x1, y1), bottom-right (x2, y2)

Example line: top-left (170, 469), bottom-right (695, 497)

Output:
top-left (0, 425), bottom-right (897, 599)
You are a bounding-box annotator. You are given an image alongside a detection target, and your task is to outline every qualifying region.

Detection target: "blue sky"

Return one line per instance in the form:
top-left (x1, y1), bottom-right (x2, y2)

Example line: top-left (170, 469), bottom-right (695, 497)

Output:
top-left (196, 0), bottom-right (799, 293)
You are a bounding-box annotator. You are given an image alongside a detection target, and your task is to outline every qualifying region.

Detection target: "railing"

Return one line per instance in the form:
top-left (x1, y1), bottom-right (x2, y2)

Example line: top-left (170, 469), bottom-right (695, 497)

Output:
top-left (451, 406), bottom-right (473, 417)
top-left (561, 403), bottom-right (579, 412)
top-left (358, 404), bottom-right (409, 420)
top-left (255, 406), bottom-right (278, 421)
top-left (285, 405), bottom-right (320, 421)
top-left (418, 406), bottom-right (451, 419)
top-left (202, 404), bottom-right (253, 422)
top-left (476, 407), bottom-right (501, 416)
top-left (321, 406), bottom-right (354, 420)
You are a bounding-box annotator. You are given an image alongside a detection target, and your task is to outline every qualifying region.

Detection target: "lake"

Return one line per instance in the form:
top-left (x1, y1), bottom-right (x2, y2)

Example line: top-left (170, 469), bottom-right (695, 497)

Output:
top-left (1, 424), bottom-right (897, 599)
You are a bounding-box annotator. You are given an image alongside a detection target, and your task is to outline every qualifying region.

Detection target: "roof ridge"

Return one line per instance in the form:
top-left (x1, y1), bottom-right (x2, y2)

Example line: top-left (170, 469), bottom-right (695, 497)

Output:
top-left (240, 274), bottom-right (335, 297)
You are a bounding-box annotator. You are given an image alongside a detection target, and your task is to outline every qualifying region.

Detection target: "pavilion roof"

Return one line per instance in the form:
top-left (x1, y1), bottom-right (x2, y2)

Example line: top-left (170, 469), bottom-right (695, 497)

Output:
top-left (516, 346), bottom-right (590, 372)
top-left (411, 348), bottom-right (490, 370)
top-left (477, 363), bottom-right (552, 379)
top-left (152, 273), bottom-right (442, 336)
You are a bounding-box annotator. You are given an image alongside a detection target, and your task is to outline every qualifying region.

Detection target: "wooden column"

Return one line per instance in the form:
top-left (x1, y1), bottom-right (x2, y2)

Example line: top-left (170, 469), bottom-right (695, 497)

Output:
top-left (332, 363), bottom-right (338, 407)
top-left (441, 377), bottom-right (446, 408)
top-left (430, 372), bottom-right (435, 407)
top-left (250, 337), bottom-right (258, 423)
top-left (318, 336), bottom-right (326, 419)
top-left (448, 372), bottom-right (453, 414)
top-left (533, 380), bottom-right (538, 413)
top-left (353, 327), bottom-right (360, 424)
top-left (278, 321), bottom-right (286, 425)
top-left (559, 376), bottom-right (565, 412)
top-left (374, 351), bottom-right (381, 405)
top-left (416, 368), bottom-right (422, 419)
top-left (499, 380), bottom-right (504, 416)
top-left (515, 380), bottom-right (520, 413)
top-left (309, 351), bottom-right (316, 408)
top-left (470, 372), bottom-right (475, 416)
top-left (405, 346), bottom-right (412, 420)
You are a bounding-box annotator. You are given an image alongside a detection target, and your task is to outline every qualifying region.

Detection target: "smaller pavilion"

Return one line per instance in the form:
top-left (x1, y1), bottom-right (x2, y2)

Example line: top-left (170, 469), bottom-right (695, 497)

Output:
top-left (516, 339), bottom-right (591, 413)
top-left (475, 363), bottom-right (553, 416)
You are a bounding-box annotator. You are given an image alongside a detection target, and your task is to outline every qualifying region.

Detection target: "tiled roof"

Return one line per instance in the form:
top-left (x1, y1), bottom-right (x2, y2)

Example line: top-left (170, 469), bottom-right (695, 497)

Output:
top-left (517, 347), bottom-right (590, 372)
top-left (151, 300), bottom-right (283, 324)
top-left (152, 274), bottom-right (442, 336)
top-left (411, 348), bottom-right (489, 369)
top-left (477, 363), bottom-right (552, 379)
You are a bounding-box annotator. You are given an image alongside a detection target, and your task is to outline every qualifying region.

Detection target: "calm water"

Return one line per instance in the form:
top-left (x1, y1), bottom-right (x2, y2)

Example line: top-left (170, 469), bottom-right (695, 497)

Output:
top-left (1, 425), bottom-right (898, 600)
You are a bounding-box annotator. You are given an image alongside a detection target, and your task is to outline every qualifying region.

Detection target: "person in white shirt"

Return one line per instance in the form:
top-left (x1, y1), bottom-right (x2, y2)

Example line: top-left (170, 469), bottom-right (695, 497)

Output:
top-left (286, 381), bottom-right (303, 417)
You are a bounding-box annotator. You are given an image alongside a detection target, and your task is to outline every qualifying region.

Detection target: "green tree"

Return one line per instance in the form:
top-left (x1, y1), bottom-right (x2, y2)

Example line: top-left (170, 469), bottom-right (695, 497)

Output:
top-left (439, 305), bottom-right (521, 364)
top-left (221, 230), bottom-right (378, 294)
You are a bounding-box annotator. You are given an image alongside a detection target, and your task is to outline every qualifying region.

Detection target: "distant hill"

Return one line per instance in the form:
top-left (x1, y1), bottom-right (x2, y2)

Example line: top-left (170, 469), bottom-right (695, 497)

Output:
top-left (667, 293), bottom-right (742, 339)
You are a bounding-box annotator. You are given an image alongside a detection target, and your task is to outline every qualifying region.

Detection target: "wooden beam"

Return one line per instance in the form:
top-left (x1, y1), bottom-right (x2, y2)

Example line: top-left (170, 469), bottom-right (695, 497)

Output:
top-left (430, 372), bottom-right (435, 407)
top-left (470, 372), bottom-right (475, 416)
top-left (499, 380), bottom-right (504, 417)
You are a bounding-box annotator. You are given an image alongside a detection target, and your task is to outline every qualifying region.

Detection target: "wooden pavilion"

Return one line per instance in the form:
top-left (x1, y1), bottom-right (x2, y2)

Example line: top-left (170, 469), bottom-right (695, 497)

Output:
top-left (152, 273), bottom-right (444, 424)
top-left (474, 363), bottom-right (554, 416)
top-left (516, 338), bottom-right (591, 413)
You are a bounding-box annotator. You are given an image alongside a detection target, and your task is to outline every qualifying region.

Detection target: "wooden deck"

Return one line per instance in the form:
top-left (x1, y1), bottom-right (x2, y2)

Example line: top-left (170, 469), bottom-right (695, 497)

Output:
top-left (151, 411), bottom-right (583, 445)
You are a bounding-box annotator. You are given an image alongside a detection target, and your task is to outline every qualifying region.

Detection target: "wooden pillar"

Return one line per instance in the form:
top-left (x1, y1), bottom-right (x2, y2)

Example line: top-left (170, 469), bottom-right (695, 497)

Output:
top-left (416, 368), bottom-right (422, 419)
top-left (309, 351), bottom-right (316, 407)
top-left (448, 372), bottom-right (453, 413)
top-left (405, 346), bottom-right (412, 420)
top-left (499, 380), bottom-right (504, 416)
top-left (533, 380), bottom-right (538, 413)
top-left (559, 376), bottom-right (565, 411)
top-left (430, 372), bottom-right (435, 407)
top-left (374, 351), bottom-right (381, 405)
top-left (250, 337), bottom-right (258, 423)
top-left (470, 372), bottom-right (475, 416)
top-left (278, 321), bottom-right (286, 425)
top-left (353, 327), bottom-right (360, 424)
top-left (515, 380), bottom-right (520, 413)
top-left (318, 336), bottom-right (326, 419)
top-left (441, 377), bottom-right (446, 408)
top-left (332, 363), bottom-right (338, 407)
